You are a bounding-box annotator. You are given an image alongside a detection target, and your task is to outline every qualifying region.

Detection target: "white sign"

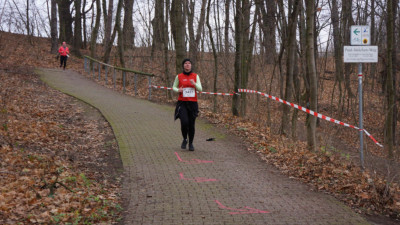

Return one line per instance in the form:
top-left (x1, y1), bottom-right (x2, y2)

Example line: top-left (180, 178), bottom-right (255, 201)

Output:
top-left (183, 88), bottom-right (195, 97)
top-left (351, 25), bottom-right (371, 45)
top-left (343, 46), bottom-right (378, 63)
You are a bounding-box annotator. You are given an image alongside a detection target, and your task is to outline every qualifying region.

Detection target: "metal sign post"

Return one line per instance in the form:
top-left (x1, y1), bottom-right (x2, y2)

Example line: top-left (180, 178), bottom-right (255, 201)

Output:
top-left (358, 63), bottom-right (364, 169)
top-left (344, 25), bottom-right (378, 170)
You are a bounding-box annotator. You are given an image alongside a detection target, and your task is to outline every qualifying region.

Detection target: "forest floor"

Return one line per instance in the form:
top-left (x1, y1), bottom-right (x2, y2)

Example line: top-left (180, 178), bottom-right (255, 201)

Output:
top-left (0, 33), bottom-right (123, 223)
top-left (0, 31), bottom-right (399, 224)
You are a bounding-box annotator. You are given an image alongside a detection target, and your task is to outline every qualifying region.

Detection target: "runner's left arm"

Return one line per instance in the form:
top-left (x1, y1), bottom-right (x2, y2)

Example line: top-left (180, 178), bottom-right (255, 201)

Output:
top-left (195, 75), bottom-right (202, 92)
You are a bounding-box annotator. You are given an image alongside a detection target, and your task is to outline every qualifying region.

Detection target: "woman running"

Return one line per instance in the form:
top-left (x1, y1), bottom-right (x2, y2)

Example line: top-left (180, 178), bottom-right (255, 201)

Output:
top-left (173, 59), bottom-right (202, 151)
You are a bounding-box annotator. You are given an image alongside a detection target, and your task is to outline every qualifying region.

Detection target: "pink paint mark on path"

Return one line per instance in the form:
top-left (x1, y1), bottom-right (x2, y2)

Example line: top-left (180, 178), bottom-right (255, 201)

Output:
top-left (179, 173), bottom-right (218, 183)
top-left (215, 200), bottom-right (270, 215)
top-left (175, 152), bottom-right (214, 164)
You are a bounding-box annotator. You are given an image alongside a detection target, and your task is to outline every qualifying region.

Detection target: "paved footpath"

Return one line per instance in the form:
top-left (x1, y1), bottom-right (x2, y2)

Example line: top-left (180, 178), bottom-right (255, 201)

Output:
top-left (38, 68), bottom-right (369, 225)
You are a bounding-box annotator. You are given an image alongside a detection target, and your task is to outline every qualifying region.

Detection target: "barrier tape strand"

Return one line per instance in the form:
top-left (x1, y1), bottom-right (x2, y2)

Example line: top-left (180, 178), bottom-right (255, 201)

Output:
top-left (148, 85), bottom-right (382, 147)
top-left (150, 85), bottom-right (235, 96)
top-left (238, 89), bottom-right (383, 148)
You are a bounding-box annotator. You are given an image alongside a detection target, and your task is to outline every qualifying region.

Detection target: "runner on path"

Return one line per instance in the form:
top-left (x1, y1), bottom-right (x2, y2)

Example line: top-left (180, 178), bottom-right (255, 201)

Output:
top-left (58, 42), bottom-right (69, 70)
top-left (173, 59), bottom-right (202, 151)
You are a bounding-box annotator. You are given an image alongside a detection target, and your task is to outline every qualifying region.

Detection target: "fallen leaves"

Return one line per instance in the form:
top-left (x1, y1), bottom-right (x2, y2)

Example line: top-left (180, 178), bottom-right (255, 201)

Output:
top-left (0, 63), bottom-right (122, 223)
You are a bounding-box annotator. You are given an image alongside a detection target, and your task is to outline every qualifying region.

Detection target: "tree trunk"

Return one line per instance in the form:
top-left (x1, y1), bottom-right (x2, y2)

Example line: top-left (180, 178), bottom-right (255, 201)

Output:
top-left (50, 0), bottom-right (58, 54)
top-left (171, 0), bottom-right (186, 74)
top-left (214, 0), bottom-right (222, 52)
top-left (115, 0), bottom-right (125, 67)
top-left (242, 5), bottom-right (258, 116)
top-left (385, 0), bottom-right (396, 158)
top-left (57, 0), bottom-right (73, 43)
top-left (90, 0), bottom-right (101, 58)
top-left (163, 0), bottom-right (172, 99)
top-left (232, 0), bottom-right (242, 116)
top-left (299, 1), bottom-right (309, 94)
top-left (330, 0), bottom-right (344, 114)
top-left (151, 0), bottom-right (164, 54)
top-left (224, 0), bottom-right (231, 53)
top-left (103, 0), bottom-right (113, 55)
top-left (305, 0), bottom-right (317, 151)
top-left (277, 0), bottom-right (287, 99)
top-left (255, 0), bottom-right (276, 64)
top-left (207, 0), bottom-right (218, 112)
top-left (123, 0), bottom-right (135, 50)
top-left (26, 0), bottom-right (30, 36)
top-left (72, 0), bottom-right (82, 56)
top-left (187, 0), bottom-right (207, 70)
top-left (291, 48), bottom-right (300, 139)
top-left (103, 19), bottom-right (118, 64)
top-left (297, 0), bottom-right (310, 126)
top-left (232, 0), bottom-right (255, 117)
top-left (102, 0), bottom-right (116, 63)
top-left (82, 0), bottom-right (87, 49)
top-left (280, 0), bottom-right (300, 137)
top-left (342, 0), bottom-right (354, 102)
top-left (370, 0), bottom-right (377, 90)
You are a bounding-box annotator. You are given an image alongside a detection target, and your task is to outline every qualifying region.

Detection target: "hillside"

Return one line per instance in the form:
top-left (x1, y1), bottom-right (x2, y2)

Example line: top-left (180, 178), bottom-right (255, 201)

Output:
top-left (0, 31), bottom-right (399, 223)
top-left (0, 32), bottom-right (123, 223)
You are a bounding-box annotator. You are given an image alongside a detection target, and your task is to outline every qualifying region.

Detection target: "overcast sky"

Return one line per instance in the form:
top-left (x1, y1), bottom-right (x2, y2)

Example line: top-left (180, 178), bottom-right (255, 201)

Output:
top-left (1, 0), bottom-right (332, 52)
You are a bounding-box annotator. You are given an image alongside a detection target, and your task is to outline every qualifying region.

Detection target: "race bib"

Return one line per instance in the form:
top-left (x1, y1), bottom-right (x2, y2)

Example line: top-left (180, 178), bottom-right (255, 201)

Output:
top-left (183, 88), bottom-right (195, 97)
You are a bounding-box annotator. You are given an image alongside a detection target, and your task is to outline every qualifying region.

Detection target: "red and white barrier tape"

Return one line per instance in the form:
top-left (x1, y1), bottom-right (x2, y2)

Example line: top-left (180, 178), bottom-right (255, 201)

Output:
top-left (148, 85), bottom-right (382, 147)
top-left (150, 85), bottom-right (235, 96)
top-left (199, 91), bottom-right (235, 96)
top-left (150, 85), bottom-right (173, 91)
top-left (238, 89), bottom-right (383, 147)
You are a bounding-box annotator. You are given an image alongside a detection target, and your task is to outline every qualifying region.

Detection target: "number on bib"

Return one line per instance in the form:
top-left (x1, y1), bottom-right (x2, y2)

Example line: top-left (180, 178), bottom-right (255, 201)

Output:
top-left (183, 88), bottom-right (195, 97)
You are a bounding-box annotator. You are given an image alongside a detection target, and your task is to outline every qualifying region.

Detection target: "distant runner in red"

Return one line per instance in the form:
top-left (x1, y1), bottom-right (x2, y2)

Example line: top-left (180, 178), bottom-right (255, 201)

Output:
top-left (173, 59), bottom-right (203, 151)
top-left (58, 42), bottom-right (69, 70)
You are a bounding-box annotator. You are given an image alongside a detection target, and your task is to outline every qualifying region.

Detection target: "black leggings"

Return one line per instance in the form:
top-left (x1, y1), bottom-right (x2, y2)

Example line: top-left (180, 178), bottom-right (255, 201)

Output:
top-left (177, 101), bottom-right (198, 144)
top-left (60, 56), bottom-right (68, 69)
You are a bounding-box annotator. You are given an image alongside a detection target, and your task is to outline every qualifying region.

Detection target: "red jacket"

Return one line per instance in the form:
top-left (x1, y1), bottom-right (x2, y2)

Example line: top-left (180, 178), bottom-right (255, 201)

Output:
top-left (58, 46), bottom-right (69, 56)
top-left (177, 72), bottom-right (198, 102)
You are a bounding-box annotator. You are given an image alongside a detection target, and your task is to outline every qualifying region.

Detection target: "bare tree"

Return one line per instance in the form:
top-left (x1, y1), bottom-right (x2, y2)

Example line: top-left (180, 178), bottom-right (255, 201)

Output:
top-left (171, 0), bottom-right (186, 74)
top-left (82, 0), bottom-right (89, 49)
top-left (50, 0), bottom-right (58, 54)
top-left (206, 0), bottom-right (218, 112)
top-left (232, 0), bottom-right (257, 116)
top-left (224, 0), bottom-right (231, 53)
top-left (72, 0), bottom-right (82, 56)
top-left (26, 0), bottom-right (30, 37)
top-left (385, 0), bottom-right (397, 158)
top-left (57, 0), bottom-right (73, 43)
top-left (116, 0), bottom-right (125, 67)
top-left (163, 0), bottom-right (172, 99)
top-left (10, 0), bottom-right (31, 39)
top-left (280, 0), bottom-right (300, 137)
top-left (103, 19), bottom-right (117, 64)
top-left (103, 0), bottom-right (113, 53)
top-left (90, 0), bottom-right (101, 58)
top-left (123, 0), bottom-right (135, 50)
top-left (369, 0), bottom-right (377, 90)
top-left (342, 0), bottom-right (355, 103)
top-left (255, 0), bottom-right (276, 64)
top-left (151, 0), bottom-right (164, 55)
top-left (305, 0), bottom-right (317, 151)
top-left (187, 0), bottom-right (207, 70)
top-left (276, 0), bottom-right (288, 98)
top-left (328, 0), bottom-right (344, 114)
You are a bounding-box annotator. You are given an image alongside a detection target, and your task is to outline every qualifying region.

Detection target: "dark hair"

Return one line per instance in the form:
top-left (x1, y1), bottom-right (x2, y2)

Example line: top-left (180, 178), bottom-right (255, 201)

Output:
top-left (182, 58), bottom-right (192, 68)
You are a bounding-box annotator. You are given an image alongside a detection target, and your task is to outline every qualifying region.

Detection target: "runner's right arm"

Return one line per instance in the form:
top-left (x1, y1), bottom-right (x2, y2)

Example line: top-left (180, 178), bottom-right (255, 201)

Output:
top-left (172, 75), bottom-right (179, 92)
